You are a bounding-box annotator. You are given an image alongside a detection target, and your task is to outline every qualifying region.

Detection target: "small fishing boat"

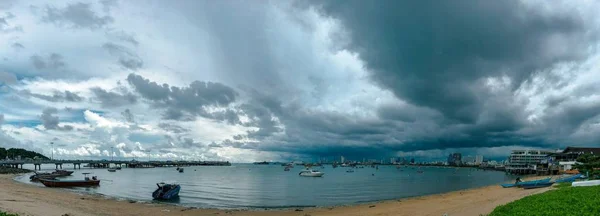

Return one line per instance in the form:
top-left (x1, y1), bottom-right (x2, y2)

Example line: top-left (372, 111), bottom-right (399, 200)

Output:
top-left (108, 168), bottom-right (117, 172)
top-left (152, 182), bottom-right (181, 200)
top-left (178, 168), bottom-right (184, 173)
top-left (346, 169), bottom-right (355, 173)
top-left (299, 169), bottom-right (324, 177)
top-left (39, 173), bottom-right (100, 187)
top-left (30, 170), bottom-right (74, 181)
top-left (284, 167), bottom-right (291, 171)
top-left (555, 174), bottom-right (583, 183)
top-left (522, 182), bottom-right (554, 189)
top-left (501, 177), bottom-right (552, 188)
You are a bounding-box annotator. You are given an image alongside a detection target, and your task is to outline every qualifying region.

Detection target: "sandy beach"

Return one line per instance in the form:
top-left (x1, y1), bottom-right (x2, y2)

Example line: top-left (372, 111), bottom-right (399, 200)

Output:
top-left (0, 174), bottom-right (552, 216)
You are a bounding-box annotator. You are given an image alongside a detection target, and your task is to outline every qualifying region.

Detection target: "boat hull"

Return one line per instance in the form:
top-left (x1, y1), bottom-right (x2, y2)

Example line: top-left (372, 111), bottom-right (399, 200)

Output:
top-left (39, 179), bottom-right (100, 187)
top-left (299, 172), bottom-right (324, 177)
top-left (153, 185), bottom-right (181, 200)
top-left (522, 182), bottom-right (554, 189)
top-left (501, 177), bottom-right (551, 188)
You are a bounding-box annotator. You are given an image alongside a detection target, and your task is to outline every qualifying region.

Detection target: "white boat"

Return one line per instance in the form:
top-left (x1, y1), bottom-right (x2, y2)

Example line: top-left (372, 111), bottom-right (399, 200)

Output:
top-left (572, 180), bottom-right (600, 187)
top-left (299, 169), bottom-right (324, 177)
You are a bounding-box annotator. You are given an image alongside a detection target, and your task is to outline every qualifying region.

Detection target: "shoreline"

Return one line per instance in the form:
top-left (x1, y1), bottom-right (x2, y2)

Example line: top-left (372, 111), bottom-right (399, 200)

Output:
top-left (0, 174), bottom-right (553, 216)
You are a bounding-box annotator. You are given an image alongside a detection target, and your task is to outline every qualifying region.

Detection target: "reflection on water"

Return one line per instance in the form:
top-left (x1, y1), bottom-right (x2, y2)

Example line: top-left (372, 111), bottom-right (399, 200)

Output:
top-left (16, 164), bottom-right (515, 209)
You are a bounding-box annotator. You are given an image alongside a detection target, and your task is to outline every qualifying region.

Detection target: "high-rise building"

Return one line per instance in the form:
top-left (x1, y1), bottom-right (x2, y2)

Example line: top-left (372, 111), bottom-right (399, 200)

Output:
top-left (475, 155), bottom-right (484, 165)
top-left (448, 153), bottom-right (462, 166)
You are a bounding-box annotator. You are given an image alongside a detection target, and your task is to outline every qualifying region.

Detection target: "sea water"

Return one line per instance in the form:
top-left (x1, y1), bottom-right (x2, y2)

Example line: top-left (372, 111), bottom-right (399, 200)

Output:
top-left (15, 164), bottom-right (516, 209)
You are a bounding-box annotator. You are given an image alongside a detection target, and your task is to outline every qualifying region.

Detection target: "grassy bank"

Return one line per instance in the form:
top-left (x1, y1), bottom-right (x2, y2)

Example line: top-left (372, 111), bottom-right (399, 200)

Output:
top-left (0, 211), bottom-right (18, 216)
top-left (0, 167), bottom-right (31, 174)
top-left (489, 185), bottom-right (600, 216)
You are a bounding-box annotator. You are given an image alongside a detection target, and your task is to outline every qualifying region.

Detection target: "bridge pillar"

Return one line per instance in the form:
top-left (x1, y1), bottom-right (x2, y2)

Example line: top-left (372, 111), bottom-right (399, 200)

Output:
top-left (19, 164), bottom-right (23, 169)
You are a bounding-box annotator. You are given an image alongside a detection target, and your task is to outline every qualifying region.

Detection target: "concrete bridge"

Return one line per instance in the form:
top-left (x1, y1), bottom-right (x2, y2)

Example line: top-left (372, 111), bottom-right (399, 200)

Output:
top-left (0, 159), bottom-right (231, 170)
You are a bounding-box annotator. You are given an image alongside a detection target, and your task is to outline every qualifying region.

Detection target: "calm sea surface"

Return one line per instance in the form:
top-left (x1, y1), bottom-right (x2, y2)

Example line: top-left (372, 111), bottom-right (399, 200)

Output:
top-left (15, 164), bottom-right (516, 209)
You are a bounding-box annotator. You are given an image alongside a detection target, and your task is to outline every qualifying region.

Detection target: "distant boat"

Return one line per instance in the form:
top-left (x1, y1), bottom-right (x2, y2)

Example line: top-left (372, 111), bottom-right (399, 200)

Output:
top-left (108, 168), bottom-right (117, 172)
top-left (116, 167), bottom-right (122, 170)
top-left (346, 169), bottom-right (354, 173)
top-left (39, 173), bottom-right (100, 187)
top-left (179, 168), bottom-right (184, 173)
top-left (253, 161), bottom-right (269, 165)
top-left (152, 182), bottom-right (180, 200)
top-left (299, 169), bottom-right (324, 177)
top-left (522, 182), bottom-right (554, 189)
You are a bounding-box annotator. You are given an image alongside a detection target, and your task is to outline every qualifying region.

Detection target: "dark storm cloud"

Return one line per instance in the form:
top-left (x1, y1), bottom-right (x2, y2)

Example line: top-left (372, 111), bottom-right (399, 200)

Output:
top-left (312, 0), bottom-right (593, 124)
top-left (90, 87), bottom-right (137, 107)
top-left (121, 109), bottom-right (134, 123)
top-left (158, 123), bottom-right (190, 133)
top-left (11, 42), bottom-right (24, 49)
top-left (102, 42), bottom-right (143, 70)
top-left (40, 107), bottom-right (73, 131)
top-left (22, 90), bottom-right (83, 102)
top-left (30, 53), bottom-right (66, 70)
top-left (127, 73), bottom-right (238, 120)
top-left (0, 71), bottom-right (17, 85)
top-left (42, 2), bottom-right (113, 29)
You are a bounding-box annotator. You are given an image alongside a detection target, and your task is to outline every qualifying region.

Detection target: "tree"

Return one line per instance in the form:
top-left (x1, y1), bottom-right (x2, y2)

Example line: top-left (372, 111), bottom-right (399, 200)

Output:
top-left (0, 148), bottom-right (49, 160)
top-left (574, 154), bottom-right (600, 179)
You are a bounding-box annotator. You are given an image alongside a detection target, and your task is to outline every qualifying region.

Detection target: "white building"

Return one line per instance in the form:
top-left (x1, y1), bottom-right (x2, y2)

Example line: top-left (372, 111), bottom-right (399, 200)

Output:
top-left (475, 155), bottom-right (484, 165)
top-left (506, 149), bottom-right (554, 173)
top-left (340, 156), bottom-right (345, 164)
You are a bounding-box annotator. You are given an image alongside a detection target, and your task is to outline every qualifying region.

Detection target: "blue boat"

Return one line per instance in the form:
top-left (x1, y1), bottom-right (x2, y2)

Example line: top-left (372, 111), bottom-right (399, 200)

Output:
top-left (555, 174), bottom-right (583, 183)
top-left (501, 177), bottom-right (552, 188)
top-left (152, 182), bottom-right (181, 200)
top-left (522, 182), bottom-right (554, 189)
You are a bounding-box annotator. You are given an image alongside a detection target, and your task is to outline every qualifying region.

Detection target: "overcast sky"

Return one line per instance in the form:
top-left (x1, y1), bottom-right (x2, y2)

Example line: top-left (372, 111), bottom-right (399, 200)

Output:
top-left (1, 0), bottom-right (600, 162)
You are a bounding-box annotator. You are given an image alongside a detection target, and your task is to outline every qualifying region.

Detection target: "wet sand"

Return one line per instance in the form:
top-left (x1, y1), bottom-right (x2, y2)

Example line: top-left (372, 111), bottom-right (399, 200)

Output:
top-left (0, 174), bottom-right (552, 216)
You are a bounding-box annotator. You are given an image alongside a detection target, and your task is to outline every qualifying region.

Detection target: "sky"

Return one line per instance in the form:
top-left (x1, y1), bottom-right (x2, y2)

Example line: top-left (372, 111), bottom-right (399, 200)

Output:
top-left (1, 0), bottom-right (600, 162)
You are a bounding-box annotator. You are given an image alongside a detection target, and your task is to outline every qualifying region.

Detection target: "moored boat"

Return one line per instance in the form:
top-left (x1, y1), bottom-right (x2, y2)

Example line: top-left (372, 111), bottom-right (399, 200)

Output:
top-left (299, 169), bottom-right (324, 177)
top-left (178, 168), bottom-right (184, 173)
top-left (39, 173), bottom-right (100, 187)
top-left (501, 177), bottom-right (552, 188)
top-left (152, 182), bottom-right (181, 200)
top-left (346, 169), bottom-right (354, 173)
top-left (108, 168), bottom-right (117, 172)
top-left (555, 174), bottom-right (583, 183)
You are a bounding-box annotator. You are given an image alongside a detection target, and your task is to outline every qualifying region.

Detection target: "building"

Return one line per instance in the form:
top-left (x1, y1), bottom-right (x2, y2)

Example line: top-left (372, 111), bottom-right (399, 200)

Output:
top-left (506, 149), bottom-right (555, 174)
top-left (462, 155), bottom-right (475, 165)
top-left (447, 153), bottom-right (462, 166)
top-left (340, 156), bottom-right (345, 164)
top-left (548, 147), bottom-right (600, 172)
top-left (475, 155), bottom-right (484, 165)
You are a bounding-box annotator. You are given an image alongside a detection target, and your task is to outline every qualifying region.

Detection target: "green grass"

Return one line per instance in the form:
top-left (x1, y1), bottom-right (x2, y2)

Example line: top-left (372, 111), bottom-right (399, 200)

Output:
top-left (489, 185), bottom-right (600, 216)
top-left (0, 211), bottom-right (19, 216)
top-left (553, 182), bottom-right (572, 189)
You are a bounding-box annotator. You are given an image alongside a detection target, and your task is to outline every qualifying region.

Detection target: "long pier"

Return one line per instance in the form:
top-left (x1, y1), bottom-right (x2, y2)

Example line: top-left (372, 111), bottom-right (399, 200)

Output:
top-left (0, 160), bottom-right (231, 170)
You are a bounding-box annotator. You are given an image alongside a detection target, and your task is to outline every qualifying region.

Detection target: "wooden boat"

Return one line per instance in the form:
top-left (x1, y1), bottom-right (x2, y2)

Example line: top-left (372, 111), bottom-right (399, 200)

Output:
top-left (522, 182), bottom-right (554, 189)
top-left (30, 170), bottom-right (74, 181)
top-left (555, 174), bottom-right (583, 183)
top-left (501, 177), bottom-right (552, 188)
top-left (152, 182), bottom-right (180, 200)
top-left (39, 173), bottom-right (100, 187)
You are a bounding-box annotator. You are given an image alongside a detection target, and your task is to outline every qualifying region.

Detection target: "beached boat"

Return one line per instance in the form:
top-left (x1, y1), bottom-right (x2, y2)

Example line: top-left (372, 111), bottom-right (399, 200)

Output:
top-left (555, 174), bottom-right (583, 183)
top-left (39, 173), bottom-right (100, 187)
top-left (299, 169), bottom-right (324, 177)
top-left (153, 182), bottom-right (181, 200)
top-left (501, 177), bottom-right (552, 188)
top-left (522, 182), bottom-right (554, 189)
top-left (30, 170), bottom-right (74, 181)
top-left (572, 180), bottom-right (600, 187)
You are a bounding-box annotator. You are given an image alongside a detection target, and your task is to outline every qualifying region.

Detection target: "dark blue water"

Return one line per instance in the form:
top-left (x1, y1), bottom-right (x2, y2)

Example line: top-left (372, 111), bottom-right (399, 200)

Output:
top-left (16, 164), bottom-right (515, 209)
